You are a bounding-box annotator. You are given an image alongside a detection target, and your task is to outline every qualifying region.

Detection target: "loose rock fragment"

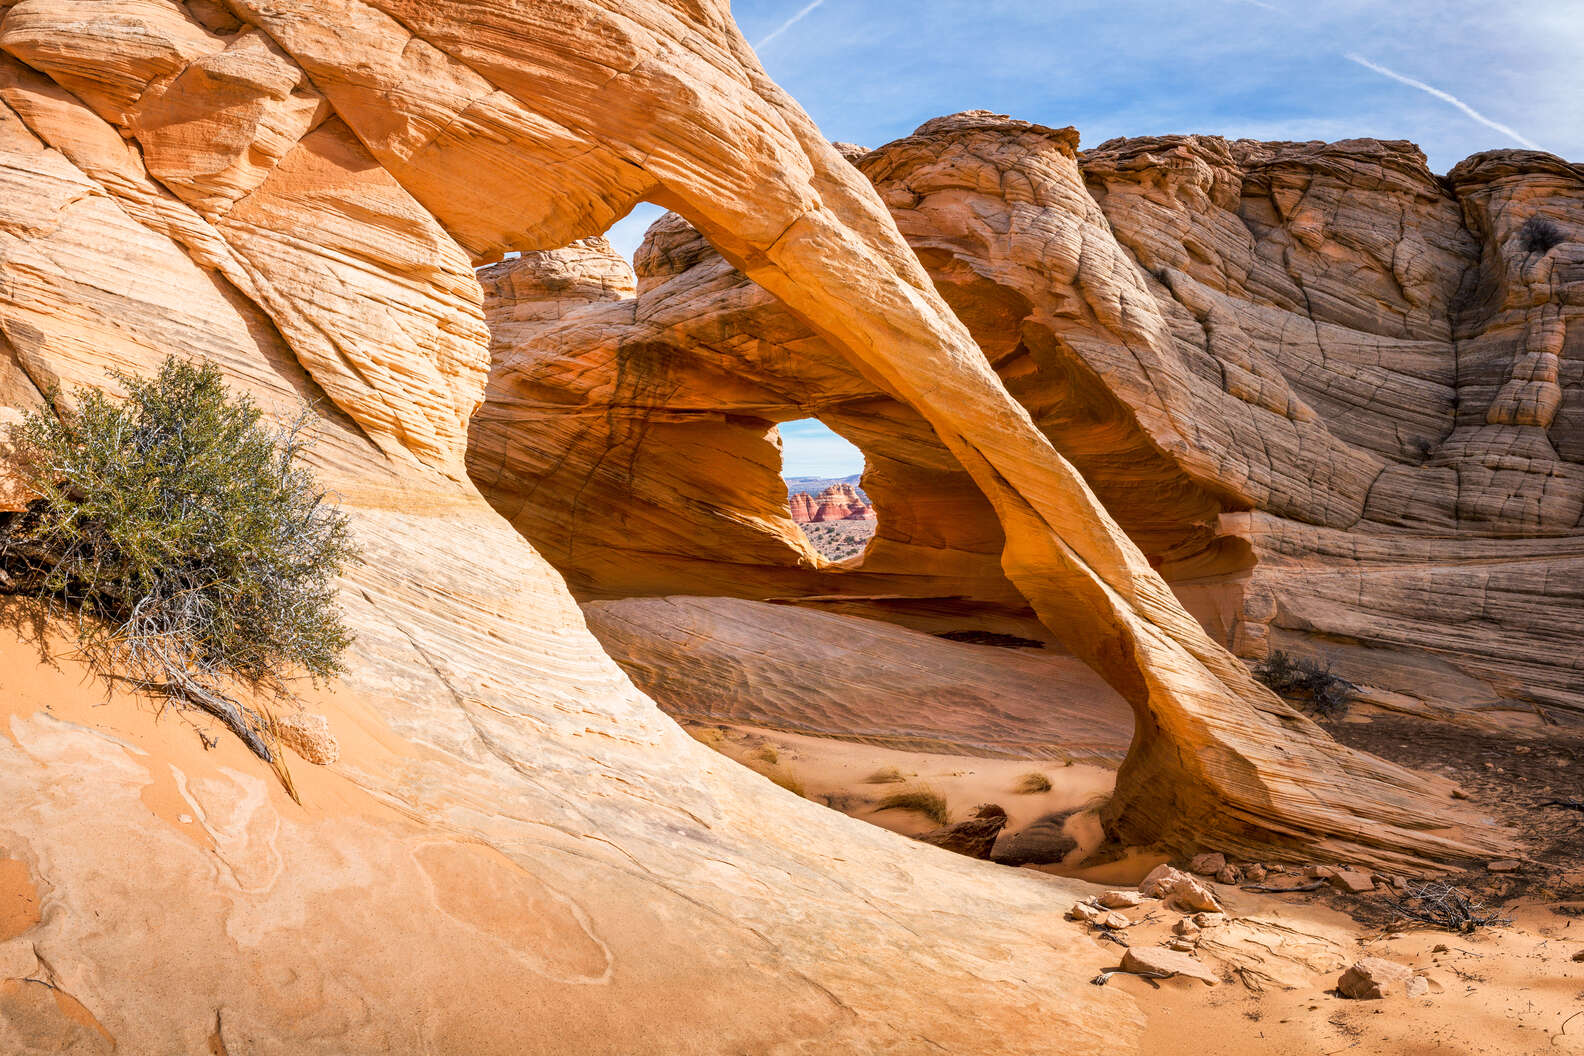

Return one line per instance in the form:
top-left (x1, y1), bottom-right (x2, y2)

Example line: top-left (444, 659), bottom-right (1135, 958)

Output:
top-left (1328, 869), bottom-right (1377, 894)
top-left (1121, 946), bottom-right (1219, 985)
top-left (1099, 890), bottom-right (1144, 909)
top-left (1337, 958), bottom-right (1428, 999)
top-left (1140, 864), bottom-right (1222, 913)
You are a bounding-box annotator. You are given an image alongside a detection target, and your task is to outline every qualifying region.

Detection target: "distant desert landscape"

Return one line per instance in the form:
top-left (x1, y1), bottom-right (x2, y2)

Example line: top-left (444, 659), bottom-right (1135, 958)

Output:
top-left (0, 0), bottom-right (1579, 1053)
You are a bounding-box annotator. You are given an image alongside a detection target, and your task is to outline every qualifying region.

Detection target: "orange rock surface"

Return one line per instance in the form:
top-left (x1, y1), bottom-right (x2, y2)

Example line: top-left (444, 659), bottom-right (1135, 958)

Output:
top-left (0, 0), bottom-right (1560, 1049)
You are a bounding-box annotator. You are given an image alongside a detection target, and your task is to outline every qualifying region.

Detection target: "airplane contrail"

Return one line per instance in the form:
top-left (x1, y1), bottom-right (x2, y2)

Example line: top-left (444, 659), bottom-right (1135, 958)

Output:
top-left (755, 0), bottom-right (827, 50)
top-left (1345, 52), bottom-right (1543, 150)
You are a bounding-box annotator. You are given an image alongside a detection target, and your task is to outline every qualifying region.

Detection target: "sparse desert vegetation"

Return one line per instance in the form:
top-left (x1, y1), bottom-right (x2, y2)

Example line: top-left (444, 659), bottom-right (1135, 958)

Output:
top-left (1253, 650), bottom-right (1358, 718)
top-left (875, 785), bottom-right (950, 826)
top-left (864, 766), bottom-right (906, 784)
top-left (0, 357), bottom-right (357, 772)
top-left (1013, 771), bottom-right (1053, 794)
top-left (797, 519), bottom-right (875, 562)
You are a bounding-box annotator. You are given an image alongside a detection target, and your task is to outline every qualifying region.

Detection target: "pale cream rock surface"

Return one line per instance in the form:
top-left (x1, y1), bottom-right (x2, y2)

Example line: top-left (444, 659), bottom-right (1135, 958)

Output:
top-left (0, 0), bottom-right (1562, 1051)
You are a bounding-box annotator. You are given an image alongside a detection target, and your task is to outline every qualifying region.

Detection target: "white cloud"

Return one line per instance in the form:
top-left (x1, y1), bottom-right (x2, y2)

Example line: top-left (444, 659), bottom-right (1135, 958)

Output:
top-left (1344, 52), bottom-right (1544, 151)
top-left (756, 0), bottom-right (827, 50)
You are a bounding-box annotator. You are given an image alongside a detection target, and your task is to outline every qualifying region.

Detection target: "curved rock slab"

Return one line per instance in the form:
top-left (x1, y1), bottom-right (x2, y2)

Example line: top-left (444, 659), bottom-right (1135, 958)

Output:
top-left (583, 595), bottom-right (1133, 762)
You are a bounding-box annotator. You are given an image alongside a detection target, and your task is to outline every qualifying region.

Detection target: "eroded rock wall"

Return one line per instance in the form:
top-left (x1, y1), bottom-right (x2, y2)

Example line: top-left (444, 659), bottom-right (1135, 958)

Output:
top-left (474, 115), bottom-right (1584, 727)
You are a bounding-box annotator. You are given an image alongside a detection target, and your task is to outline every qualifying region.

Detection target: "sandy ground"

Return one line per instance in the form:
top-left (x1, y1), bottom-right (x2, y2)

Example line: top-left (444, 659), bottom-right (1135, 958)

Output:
top-left (6, 611), bottom-right (1583, 1054)
top-left (693, 716), bottom-right (1584, 1055)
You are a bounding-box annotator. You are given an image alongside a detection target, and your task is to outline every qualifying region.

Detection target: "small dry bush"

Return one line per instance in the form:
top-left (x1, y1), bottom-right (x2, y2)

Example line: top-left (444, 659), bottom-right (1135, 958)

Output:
top-left (1253, 650), bottom-right (1357, 718)
top-left (1519, 215), bottom-right (1565, 255)
top-left (876, 785), bottom-right (950, 826)
top-left (765, 767), bottom-right (806, 798)
top-left (863, 765), bottom-right (905, 784)
top-left (1013, 771), bottom-right (1053, 794)
top-left (751, 743), bottom-right (780, 765)
top-left (686, 725), bottom-right (726, 749)
top-left (0, 358), bottom-right (357, 781)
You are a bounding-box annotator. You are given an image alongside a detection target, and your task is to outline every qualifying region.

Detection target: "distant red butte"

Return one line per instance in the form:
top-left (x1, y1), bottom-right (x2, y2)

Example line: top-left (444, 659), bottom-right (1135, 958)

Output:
top-left (790, 483), bottom-right (875, 524)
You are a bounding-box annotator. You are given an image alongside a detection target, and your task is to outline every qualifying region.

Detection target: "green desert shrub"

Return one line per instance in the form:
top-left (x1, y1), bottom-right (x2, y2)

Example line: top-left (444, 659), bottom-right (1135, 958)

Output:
top-left (0, 358), bottom-right (358, 770)
top-left (1253, 650), bottom-right (1357, 718)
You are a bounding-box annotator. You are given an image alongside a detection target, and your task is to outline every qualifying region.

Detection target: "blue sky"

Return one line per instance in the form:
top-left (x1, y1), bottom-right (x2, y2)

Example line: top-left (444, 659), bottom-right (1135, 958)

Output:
top-left (607, 0), bottom-right (1583, 476)
top-left (779, 418), bottom-right (866, 477)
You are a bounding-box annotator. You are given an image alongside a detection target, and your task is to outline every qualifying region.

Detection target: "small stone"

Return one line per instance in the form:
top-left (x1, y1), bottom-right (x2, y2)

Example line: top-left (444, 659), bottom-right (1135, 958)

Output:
top-left (1099, 890), bottom-right (1144, 909)
top-left (1328, 869), bottom-right (1376, 894)
top-left (1101, 911), bottom-right (1131, 929)
top-left (1243, 863), bottom-right (1268, 883)
top-left (1168, 939), bottom-right (1196, 952)
top-left (1189, 852), bottom-right (1227, 876)
top-left (1121, 945), bottom-right (1219, 985)
top-left (1067, 902), bottom-right (1101, 923)
top-left (1338, 958), bottom-right (1421, 999)
top-left (1174, 917), bottom-right (1202, 938)
top-left (1431, 944), bottom-right (1449, 954)
top-left (1307, 864), bottom-right (1340, 880)
top-left (178, 813), bottom-right (193, 824)
top-left (1170, 878), bottom-right (1221, 913)
top-left (1192, 912), bottom-right (1228, 929)
top-left (1216, 864), bottom-right (1243, 885)
top-left (274, 711), bottom-right (340, 765)
top-left (1139, 864), bottom-right (1190, 898)
top-left (1572, 950), bottom-right (1584, 963)
top-left (1487, 859), bottom-right (1522, 873)
top-left (1139, 864), bottom-right (1222, 913)
top-left (1451, 788), bottom-right (1470, 800)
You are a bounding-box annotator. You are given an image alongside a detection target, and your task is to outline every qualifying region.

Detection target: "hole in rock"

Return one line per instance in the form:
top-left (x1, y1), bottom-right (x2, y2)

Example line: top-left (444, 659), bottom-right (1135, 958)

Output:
top-left (467, 216), bottom-right (1136, 880)
top-left (778, 418), bottom-right (874, 565)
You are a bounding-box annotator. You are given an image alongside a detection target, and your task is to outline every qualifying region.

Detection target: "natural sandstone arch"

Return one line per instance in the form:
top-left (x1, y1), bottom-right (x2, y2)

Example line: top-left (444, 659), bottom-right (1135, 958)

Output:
top-left (1, 0), bottom-right (1503, 880)
top-left (232, 0), bottom-right (1505, 864)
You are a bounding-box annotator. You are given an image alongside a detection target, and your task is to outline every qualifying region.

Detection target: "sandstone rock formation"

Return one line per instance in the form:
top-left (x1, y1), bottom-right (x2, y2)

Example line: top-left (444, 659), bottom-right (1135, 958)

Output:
top-left (471, 110), bottom-right (1584, 861)
top-left (812, 482), bottom-right (874, 522)
top-left (0, 0), bottom-right (1549, 1047)
top-left (0, 3), bottom-right (1137, 1050)
top-left (475, 121), bottom-right (1583, 739)
top-left (788, 490), bottom-right (818, 523)
top-left (789, 482), bottom-right (874, 523)
top-left (583, 595), bottom-right (1132, 762)
top-left (913, 804), bottom-right (1009, 859)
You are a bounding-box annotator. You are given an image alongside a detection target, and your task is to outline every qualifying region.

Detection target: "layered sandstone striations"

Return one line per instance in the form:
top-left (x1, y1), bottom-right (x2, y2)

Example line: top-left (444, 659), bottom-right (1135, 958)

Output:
top-left (584, 595), bottom-right (1132, 762)
top-left (476, 120), bottom-right (1583, 732)
top-left (0, 1), bottom-right (1542, 1049)
top-left (473, 113), bottom-right (1579, 853)
top-left (0, 4), bottom-right (1140, 1051)
top-left (791, 482), bottom-right (874, 523)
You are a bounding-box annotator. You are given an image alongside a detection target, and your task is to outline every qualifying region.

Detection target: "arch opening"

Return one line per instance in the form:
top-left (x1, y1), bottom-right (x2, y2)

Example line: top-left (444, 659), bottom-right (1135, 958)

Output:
top-left (779, 418), bottom-right (875, 565)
